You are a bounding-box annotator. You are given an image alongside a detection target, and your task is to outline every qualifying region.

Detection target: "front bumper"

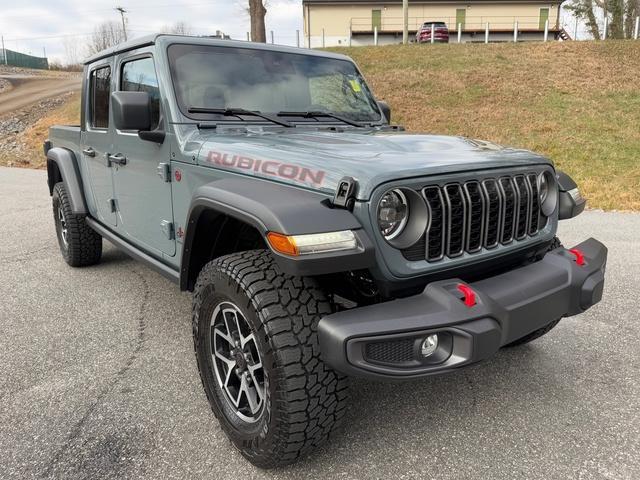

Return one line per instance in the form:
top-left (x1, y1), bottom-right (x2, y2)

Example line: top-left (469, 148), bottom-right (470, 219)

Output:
top-left (318, 238), bottom-right (607, 379)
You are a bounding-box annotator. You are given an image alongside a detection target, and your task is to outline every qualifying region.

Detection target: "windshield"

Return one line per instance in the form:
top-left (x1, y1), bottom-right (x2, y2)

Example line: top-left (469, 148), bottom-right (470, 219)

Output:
top-left (167, 44), bottom-right (382, 123)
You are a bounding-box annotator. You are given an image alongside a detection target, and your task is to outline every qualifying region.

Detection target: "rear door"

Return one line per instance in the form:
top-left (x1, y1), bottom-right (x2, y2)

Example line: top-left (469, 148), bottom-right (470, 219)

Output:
top-left (111, 49), bottom-right (175, 256)
top-left (81, 62), bottom-right (116, 226)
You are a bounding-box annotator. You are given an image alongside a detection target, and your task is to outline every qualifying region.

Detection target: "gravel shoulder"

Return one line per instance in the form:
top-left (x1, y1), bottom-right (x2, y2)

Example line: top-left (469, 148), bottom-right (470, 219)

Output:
top-left (0, 69), bottom-right (80, 168)
top-left (1, 167), bottom-right (639, 479)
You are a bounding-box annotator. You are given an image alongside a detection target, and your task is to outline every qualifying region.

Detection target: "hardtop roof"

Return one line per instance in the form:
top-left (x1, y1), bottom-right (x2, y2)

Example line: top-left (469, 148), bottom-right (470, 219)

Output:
top-left (83, 34), bottom-right (353, 65)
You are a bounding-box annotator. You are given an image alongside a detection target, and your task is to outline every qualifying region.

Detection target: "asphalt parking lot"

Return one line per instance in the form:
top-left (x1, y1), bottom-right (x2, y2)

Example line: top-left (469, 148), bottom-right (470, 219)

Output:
top-left (1, 166), bottom-right (639, 480)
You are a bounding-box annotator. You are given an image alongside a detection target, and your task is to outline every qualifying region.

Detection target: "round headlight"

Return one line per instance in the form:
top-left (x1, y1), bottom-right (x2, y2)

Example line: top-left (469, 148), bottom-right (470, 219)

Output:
top-left (377, 189), bottom-right (409, 240)
top-left (538, 171), bottom-right (558, 217)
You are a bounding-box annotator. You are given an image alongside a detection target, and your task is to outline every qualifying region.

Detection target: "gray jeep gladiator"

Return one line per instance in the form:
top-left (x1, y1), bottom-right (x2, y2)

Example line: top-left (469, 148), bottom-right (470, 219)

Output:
top-left (45, 34), bottom-right (606, 468)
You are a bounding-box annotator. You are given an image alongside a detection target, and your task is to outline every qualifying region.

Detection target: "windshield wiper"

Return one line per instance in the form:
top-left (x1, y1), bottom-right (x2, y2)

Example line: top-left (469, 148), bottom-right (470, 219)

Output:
top-left (277, 110), bottom-right (368, 128)
top-left (187, 107), bottom-right (293, 128)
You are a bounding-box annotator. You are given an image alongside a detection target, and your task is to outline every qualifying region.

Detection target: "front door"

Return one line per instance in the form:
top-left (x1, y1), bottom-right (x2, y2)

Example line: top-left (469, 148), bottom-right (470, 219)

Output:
top-left (82, 62), bottom-right (116, 226)
top-left (111, 50), bottom-right (175, 256)
top-left (539, 8), bottom-right (550, 30)
top-left (456, 8), bottom-right (466, 30)
top-left (372, 10), bottom-right (382, 31)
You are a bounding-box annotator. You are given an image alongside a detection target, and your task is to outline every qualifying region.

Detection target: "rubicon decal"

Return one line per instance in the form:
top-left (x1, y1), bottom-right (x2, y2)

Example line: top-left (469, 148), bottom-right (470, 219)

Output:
top-left (206, 151), bottom-right (326, 187)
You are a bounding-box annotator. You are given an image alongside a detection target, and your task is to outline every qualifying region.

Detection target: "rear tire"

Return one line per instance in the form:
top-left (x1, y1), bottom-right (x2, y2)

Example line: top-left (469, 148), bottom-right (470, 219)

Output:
top-left (192, 250), bottom-right (349, 468)
top-left (52, 182), bottom-right (102, 267)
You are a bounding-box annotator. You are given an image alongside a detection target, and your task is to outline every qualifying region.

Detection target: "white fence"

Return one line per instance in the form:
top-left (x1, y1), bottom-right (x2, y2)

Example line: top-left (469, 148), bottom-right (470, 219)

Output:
top-left (250, 15), bottom-right (640, 48)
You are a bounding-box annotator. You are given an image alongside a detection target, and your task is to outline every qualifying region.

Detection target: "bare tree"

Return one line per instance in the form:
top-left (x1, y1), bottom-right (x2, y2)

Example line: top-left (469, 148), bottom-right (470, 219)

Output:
top-left (87, 21), bottom-right (126, 55)
top-left (248, 0), bottom-right (267, 42)
top-left (161, 21), bottom-right (194, 35)
top-left (62, 36), bottom-right (81, 66)
top-left (567, 0), bottom-right (640, 38)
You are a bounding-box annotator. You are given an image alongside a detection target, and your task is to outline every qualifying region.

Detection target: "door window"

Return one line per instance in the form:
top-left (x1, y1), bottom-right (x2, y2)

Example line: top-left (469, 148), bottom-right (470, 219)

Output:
top-left (121, 57), bottom-right (160, 129)
top-left (89, 66), bottom-right (111, 129)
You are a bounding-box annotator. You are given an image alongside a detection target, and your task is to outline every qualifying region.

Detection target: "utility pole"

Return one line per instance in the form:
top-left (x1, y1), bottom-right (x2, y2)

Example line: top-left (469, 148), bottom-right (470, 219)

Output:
top-left (1, 35), bottom-right (6, 65)
top-left (115, 6), bottom-right (128, 41)
top-left (402, 0), bottom-right (409, 44)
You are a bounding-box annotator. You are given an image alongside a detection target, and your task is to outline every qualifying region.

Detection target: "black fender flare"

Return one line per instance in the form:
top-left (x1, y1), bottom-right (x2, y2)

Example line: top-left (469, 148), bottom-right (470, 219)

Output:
top-left (46, 147), bottom-right (88, 215)
top-left (180, 177), bottom-right (375, 290)
top-left (556, 170), bottom-right (586, 220)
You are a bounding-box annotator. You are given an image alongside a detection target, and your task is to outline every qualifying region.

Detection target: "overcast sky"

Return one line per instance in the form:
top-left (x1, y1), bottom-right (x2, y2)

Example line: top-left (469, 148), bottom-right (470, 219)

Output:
top-left (0, 0), bottom-right (303, 63)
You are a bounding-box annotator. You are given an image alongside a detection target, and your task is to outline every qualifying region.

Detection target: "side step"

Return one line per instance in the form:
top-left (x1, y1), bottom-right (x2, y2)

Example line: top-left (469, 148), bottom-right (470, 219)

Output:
top-left (85, 217), bottom-right (180, 285)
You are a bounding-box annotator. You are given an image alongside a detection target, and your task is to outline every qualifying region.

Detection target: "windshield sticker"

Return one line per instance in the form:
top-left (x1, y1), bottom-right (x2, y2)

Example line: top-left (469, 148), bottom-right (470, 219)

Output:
top-left (206, 151), bottom-right (326, 187)
top-left (349, 79), bottom-right (362, 93)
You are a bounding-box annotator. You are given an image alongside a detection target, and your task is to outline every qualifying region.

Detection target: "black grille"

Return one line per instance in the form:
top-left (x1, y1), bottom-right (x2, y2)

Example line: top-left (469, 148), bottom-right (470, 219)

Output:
top-left (527, 173), bottom-right (542, 234)
top-left (402, 172), bottom-right (546, 262)
top-left (499, 177), bottom-right (516, 244)
top-left (482, 179), bottom-right (501, 249)
top-left (423, 187), bottom-right (445, 261)
top-left (365, 339), bottom-right (415, 364)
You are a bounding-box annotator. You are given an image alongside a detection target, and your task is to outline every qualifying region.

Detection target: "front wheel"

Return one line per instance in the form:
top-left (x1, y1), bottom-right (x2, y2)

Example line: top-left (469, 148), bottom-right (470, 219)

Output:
top-left (192, 250), bottom-right (349, 468)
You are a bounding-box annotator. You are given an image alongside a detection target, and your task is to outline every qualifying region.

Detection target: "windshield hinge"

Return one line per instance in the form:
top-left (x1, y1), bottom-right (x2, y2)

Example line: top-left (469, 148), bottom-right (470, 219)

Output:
top-left (333, 176), bottom-right (357, 210)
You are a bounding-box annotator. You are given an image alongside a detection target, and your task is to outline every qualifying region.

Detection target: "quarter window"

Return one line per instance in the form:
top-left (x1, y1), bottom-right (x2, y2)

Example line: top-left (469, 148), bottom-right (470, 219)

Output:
top-left (89, 66), bottom-right (111, 129)
top-left (121, 57), bottom-right (160, 130)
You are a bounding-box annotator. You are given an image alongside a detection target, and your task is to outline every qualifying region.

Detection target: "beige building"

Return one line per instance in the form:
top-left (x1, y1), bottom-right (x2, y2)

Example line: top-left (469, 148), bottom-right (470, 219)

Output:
top-left (302, 0), bottom-right (565, 46)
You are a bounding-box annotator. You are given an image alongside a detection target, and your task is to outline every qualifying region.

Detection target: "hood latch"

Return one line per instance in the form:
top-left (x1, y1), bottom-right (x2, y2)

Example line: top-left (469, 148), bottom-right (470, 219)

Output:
top-left (333, 176), bottom-right (357, 210)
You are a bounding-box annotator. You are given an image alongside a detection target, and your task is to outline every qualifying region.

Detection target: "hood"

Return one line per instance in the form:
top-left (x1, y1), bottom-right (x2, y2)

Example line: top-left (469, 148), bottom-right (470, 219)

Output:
top-left (195, 128), bottom-right (552, 200)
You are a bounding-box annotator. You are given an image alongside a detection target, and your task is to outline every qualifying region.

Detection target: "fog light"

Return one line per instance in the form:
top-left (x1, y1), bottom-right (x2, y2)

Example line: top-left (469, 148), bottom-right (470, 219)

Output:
top-left (421, 334), bottom-right (439, 357)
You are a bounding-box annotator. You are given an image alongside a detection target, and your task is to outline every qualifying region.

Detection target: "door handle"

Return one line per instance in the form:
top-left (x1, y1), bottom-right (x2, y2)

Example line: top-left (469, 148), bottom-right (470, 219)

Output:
top-left (82, 147), bottom-right (96, 157)
top-left (107, 153), bottom-right (127, 166)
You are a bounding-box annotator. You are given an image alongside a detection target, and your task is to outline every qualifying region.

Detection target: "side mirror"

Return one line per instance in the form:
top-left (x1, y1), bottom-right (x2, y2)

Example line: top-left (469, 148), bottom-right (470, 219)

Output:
top-left (378, 101), bottom-right (391, 123)
top-left (112, 91), bottom-right (151, 131)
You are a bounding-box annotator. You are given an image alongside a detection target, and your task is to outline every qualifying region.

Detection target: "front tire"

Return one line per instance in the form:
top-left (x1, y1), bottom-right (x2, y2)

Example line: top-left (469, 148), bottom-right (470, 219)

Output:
top-left (52, 182), bottom-right (102, 267)
top-left (192, 250), bottom-right (349, 468)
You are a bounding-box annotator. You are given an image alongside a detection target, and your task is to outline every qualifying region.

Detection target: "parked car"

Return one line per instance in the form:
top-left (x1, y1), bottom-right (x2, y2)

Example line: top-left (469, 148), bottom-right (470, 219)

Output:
top-left (45, 34), bottom-right (605, 468)
top-left (416, 21), bottom-right (450, 43)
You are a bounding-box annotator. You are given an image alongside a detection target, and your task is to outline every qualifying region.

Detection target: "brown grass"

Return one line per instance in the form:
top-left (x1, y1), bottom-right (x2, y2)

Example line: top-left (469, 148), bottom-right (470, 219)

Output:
top-left (330, 40), bottom-right (640, 210)
top-left (6, 41), bottom-right (640, 210)
top-left (14, 92), bottom-right (81, 169)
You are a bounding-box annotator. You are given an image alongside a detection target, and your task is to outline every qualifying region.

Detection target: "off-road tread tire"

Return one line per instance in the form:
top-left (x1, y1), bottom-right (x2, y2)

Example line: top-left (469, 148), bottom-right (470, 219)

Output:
top-left (192, 250), bottom-right (349, 468)
top-left (52, 182), bottom-right (102, 267)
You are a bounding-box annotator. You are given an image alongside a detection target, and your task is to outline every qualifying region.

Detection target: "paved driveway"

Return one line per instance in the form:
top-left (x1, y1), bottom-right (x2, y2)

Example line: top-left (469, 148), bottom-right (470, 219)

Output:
top-left (1, 166), bottom-right (638, 479)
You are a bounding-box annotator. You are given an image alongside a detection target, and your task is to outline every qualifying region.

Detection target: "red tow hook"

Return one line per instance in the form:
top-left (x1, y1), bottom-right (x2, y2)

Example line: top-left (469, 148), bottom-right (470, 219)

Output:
top-left (569, 248), bottom-right (586, 266)
top-left (457, 284), bottom-right (477, 307)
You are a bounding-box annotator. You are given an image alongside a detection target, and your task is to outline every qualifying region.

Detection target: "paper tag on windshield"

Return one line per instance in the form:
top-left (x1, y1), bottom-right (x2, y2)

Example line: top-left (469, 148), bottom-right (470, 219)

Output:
top-left (349, 79), bottom-right (362, 92)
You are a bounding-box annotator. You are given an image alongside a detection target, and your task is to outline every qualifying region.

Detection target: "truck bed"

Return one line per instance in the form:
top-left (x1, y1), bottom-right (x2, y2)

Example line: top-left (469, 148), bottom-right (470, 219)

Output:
top-left (48, 125), bottom-right (81, 153)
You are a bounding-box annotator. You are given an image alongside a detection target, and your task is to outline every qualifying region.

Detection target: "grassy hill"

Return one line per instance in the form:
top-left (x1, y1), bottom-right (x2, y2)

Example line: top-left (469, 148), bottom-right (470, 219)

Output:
top-left (9, 41), bottom-right (639, 210)
top-left (331, 40), bottom-right (640, 210)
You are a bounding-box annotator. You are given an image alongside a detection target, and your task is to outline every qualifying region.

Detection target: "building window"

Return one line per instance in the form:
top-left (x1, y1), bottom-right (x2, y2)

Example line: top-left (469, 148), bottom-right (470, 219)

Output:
top-left (89, 66), bottom-right (111, 129)
top-left (539, 8), bottom-right (550, 30)
top-left (456, 9), bottom-right (466, 30)
top-left (372, 9), bottom-right (382, 31)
